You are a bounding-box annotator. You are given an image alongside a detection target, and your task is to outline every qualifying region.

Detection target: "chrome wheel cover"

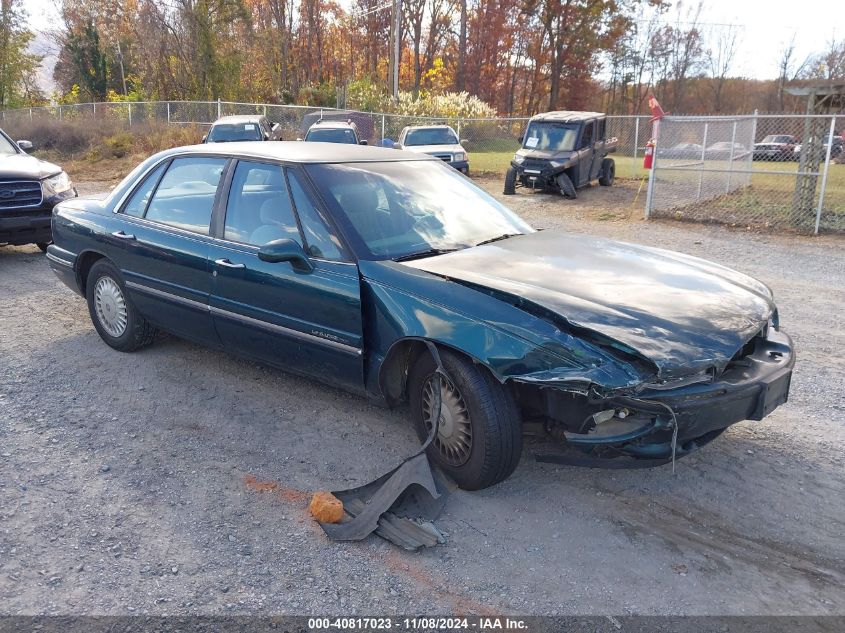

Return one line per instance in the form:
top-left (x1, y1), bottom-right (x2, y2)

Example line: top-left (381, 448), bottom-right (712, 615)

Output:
top-left (422, 374), bottom-right (472, 466)
top-left (94, 276), bottom-right (128, 338)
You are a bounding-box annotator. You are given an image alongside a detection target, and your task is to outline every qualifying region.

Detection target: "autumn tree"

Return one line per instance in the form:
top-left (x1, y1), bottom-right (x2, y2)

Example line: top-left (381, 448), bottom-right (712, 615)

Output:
top-left (0, 0), bottom-right (41, 108)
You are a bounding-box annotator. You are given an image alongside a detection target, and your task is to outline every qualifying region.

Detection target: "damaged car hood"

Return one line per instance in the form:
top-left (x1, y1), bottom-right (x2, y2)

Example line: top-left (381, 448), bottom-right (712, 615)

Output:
top-left (404, 231), bottom-right (775, 379)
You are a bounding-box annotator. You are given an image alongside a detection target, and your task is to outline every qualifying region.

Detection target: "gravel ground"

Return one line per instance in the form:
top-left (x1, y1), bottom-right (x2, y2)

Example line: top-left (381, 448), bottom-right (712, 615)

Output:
top-left (1, 177), bottom-right (843, 616)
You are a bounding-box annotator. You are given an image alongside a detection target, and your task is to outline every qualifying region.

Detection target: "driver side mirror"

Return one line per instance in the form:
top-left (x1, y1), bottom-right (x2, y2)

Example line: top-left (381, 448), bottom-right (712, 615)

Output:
top-left (517, 134), bottom-right (524, 144)
top-left (201, 134), bottom-right (207, 143)
top-left (392, 142), bottom-right (402, 150)
top-left (258, 238), bottom-right (314, 273)
top-left (272, 123), bottom-right (281, 133)
top-left (17, 140), bottom-right (33, 151)
top-left (359, 139), bottom-right (368, 145)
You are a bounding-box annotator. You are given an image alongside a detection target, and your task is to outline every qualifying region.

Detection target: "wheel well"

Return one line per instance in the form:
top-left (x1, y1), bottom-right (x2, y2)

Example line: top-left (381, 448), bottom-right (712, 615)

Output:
top-left (378, 339), bottom-right (495, 407)
top-left (76, 251), bottom-right (106, 294)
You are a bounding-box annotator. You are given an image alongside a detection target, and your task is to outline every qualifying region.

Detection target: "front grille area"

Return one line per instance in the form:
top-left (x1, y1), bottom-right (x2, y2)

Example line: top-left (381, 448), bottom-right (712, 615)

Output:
top-left (0, 180), bottom-right (43, 210)
top-left (433, 154), bottom-right (452, 162)
top-left (521, 158), bottom-right (551, 171)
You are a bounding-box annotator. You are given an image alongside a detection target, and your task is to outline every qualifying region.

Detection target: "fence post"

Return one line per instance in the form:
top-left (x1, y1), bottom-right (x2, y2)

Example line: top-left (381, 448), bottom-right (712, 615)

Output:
top-left (128, 102), bottom-right (132, 127)
top-left (696, 122), bottom-right (709, 201)
top-left (725, 120), bottom-right (737, 194)
top-left (92, 102), bottom-right (95, 117)
top-left (58, 106), bottom-right (62, 121)
top-left (457, 119), bottom-right (462, 140)
top-left (632, 117), bottom-right (640, 178)
top-left (217, 98), bottom-right (221, 119)
top-left (167, 102), bottom-right (171, 124)
top-left (644, 119), bottom-right (660, 219)
top-left (29, 108), bottom-right (33, 122)
top-left (381, 114), bottom-right (386, 142)
top-left (814, 116), bottom-right (837, 235)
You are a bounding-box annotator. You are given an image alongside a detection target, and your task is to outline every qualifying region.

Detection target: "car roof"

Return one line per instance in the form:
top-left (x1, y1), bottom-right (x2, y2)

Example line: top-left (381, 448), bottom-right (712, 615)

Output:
top-left (309, 119), bottom-right (357, 129)
top-left (157, 141), bottom-right (436, 163)
top-left (211, 115), bottom-right (265, 125)
top-left (529, 110), bottom-right (605, 123)
top-left (403, 125), bottom-right (453, 131)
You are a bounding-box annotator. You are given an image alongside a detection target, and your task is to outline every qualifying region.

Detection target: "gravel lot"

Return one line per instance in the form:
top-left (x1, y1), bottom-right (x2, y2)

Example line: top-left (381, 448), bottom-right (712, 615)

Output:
top-left (1, 177), bottom-right (843, 616)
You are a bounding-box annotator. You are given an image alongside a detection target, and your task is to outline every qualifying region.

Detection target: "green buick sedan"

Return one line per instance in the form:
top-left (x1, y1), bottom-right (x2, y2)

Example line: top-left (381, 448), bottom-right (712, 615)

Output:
top-left (47, 142), bottom-right (794, 489)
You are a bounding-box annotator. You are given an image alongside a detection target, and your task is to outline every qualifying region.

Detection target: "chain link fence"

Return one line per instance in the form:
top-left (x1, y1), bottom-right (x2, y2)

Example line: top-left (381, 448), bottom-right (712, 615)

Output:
top-left (645, 114), bottom-right (843, 233)
top-left (1, 102), bottom-right (842, 233)
top-left (0, 101), bottom-right (651, 179)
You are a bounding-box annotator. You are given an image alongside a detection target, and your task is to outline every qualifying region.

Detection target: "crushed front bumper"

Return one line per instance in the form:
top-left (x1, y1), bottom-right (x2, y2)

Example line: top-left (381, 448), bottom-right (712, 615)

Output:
top-left (541, 328), bottom-right (795, 463)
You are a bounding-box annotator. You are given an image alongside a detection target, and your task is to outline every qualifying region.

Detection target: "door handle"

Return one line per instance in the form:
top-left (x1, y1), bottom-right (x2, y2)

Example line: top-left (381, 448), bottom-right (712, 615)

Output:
top-left (215, 258), bottom-right (245, 269)
top-left (111, 230), bottom-right (135, 240)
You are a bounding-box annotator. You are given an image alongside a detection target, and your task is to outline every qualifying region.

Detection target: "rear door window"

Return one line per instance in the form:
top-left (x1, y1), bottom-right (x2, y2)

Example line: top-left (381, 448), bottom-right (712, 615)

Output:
top-left (144, 157), bottom-right (226, 234)
top-left (122, 162), bottom-right (167, 217)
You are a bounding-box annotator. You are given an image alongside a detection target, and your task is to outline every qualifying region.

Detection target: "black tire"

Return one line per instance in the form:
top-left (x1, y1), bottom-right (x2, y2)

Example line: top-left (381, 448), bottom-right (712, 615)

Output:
top-left (86, 259), bottom-right (156, 352)
top-left (36, 242), bottom-right (50, 253)
top-left (598, 158), bottom-right (615, 186)
top-left (503, 167), bottom-right (517, 195)
top-left (556, 172), bottom-right (577, 199)
top-left (408, 348), bottom-right (522, 490)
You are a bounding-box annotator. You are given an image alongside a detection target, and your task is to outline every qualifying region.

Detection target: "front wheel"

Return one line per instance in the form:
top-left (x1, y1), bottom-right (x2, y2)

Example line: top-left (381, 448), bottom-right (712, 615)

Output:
top-left (86, 259), bottom-right (156, 352)
top-left (599, 158), bottom-right (615, 186)
top-left (556, 172), bottom-right (577, 199)
top-left (408, 348), bottom-right (522, 490)
top-left (503, 167), bottom-right (517, 195)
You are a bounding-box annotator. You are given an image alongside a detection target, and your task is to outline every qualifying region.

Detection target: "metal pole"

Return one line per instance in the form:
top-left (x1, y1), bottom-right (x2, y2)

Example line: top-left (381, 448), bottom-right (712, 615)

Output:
top-left (644, 119), bottom-right (660, 219)
top-left (726, 120), bottom-right (737, 194)
top-left (217, 98), bottom-right (221, 119)
top-left (381, 114), bottom-right (386, 142)
top-left (391, 0), bottom-right (402, 101)
top-left (128, 102), bottom-right (132, 127)
top-left (814, 116), bottom-right (837, 235)
top-left (632, 117), bottom-right (640, 178)
top-left (457, 119), bottom-right (462, 139)
top-left (167, 101), bottom-right (171, 124)
top-left (92, 101), bottom-right (95, 117)
top-left (58, 106), bottom-right (62, 121)
top-left (696, 122), bottom-right (709, 201)
top-left (29, 108), bottom-right (33, 122)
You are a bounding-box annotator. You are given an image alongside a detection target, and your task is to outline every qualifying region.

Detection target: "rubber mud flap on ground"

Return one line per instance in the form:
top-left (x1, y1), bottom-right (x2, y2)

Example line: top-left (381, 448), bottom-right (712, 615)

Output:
top-left (317, 453), bottom-right (456, 551)
top-left (318, 340), bottom-right (456, 551)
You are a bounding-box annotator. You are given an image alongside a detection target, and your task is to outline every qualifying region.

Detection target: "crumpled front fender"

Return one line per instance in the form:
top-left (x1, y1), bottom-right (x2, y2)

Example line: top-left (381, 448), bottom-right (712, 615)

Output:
top-left (359, 261), bottom-right (646, 402)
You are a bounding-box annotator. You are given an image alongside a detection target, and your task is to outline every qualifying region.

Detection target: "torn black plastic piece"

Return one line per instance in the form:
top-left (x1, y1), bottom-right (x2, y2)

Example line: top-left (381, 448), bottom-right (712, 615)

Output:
top-left (318, 341), bottom-right (455, 550)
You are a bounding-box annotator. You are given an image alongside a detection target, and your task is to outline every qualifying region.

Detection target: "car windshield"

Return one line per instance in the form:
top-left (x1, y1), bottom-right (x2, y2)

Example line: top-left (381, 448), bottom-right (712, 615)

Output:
top-left (761, 135), bottom-right (792, 143)
top-left (0, 133), bottom-right (19, 155)
top-left (207, 123), bottom-right (262, 142)
top-left (306, 160), bottom-right (533, 260)
top-left (306, 128), bottom-right (358, 144)
top-left (404, 128), bottom-right (458, 146)
top-left (523, 122), bottom-right (579, 151)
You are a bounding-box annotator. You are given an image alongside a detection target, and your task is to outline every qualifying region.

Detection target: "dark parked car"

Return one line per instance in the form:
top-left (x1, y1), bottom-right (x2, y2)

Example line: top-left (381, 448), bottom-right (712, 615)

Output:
top-left (303, 119), bottom-right (366, 145)
top-left (204, 115), bottom-right (282, 143)
top-left (0, 127), bottom-right (76, 251)
top-left (299, 110), bottom-right (375, 144)
top-left (48, 143), bottom-right (794, 490)
top-left (658, 142), bottom-right (704, 160)
top-left (394, 125), bottom-right (469, 174)
top-left (505, 111), bottom-right (617, 199)
top-left (703, 141), bottom-right (751, 161)
top-left (753, 135), bottom-right (798, 162)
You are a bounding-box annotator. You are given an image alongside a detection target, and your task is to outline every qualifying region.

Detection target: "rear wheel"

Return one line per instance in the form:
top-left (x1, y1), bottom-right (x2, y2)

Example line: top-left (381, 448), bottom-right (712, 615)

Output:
top-left (86, 259), bottom-right (156, 352)
top-left (599, 158), bottom-right (615, 186)
top-left (36, 242), bottom-right (50, 253)
top-left (408, 348), bottom-right (522, 490)
top-left (503, 167), bottom-right (517, 195)
top-left (557, 172), bottom-right (577, 199)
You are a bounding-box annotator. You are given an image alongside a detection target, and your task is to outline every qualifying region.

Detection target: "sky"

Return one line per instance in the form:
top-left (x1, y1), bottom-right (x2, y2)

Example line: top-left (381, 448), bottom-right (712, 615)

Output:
top-left (23, 0), bottom-right (839, 92)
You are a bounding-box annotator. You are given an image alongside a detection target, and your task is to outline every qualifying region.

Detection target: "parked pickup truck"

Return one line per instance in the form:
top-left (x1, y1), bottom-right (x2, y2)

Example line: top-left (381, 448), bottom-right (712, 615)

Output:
top-left (0, 127), bottom-right (76, 251)
top-left (505, 111), bottom-right (617, 199)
